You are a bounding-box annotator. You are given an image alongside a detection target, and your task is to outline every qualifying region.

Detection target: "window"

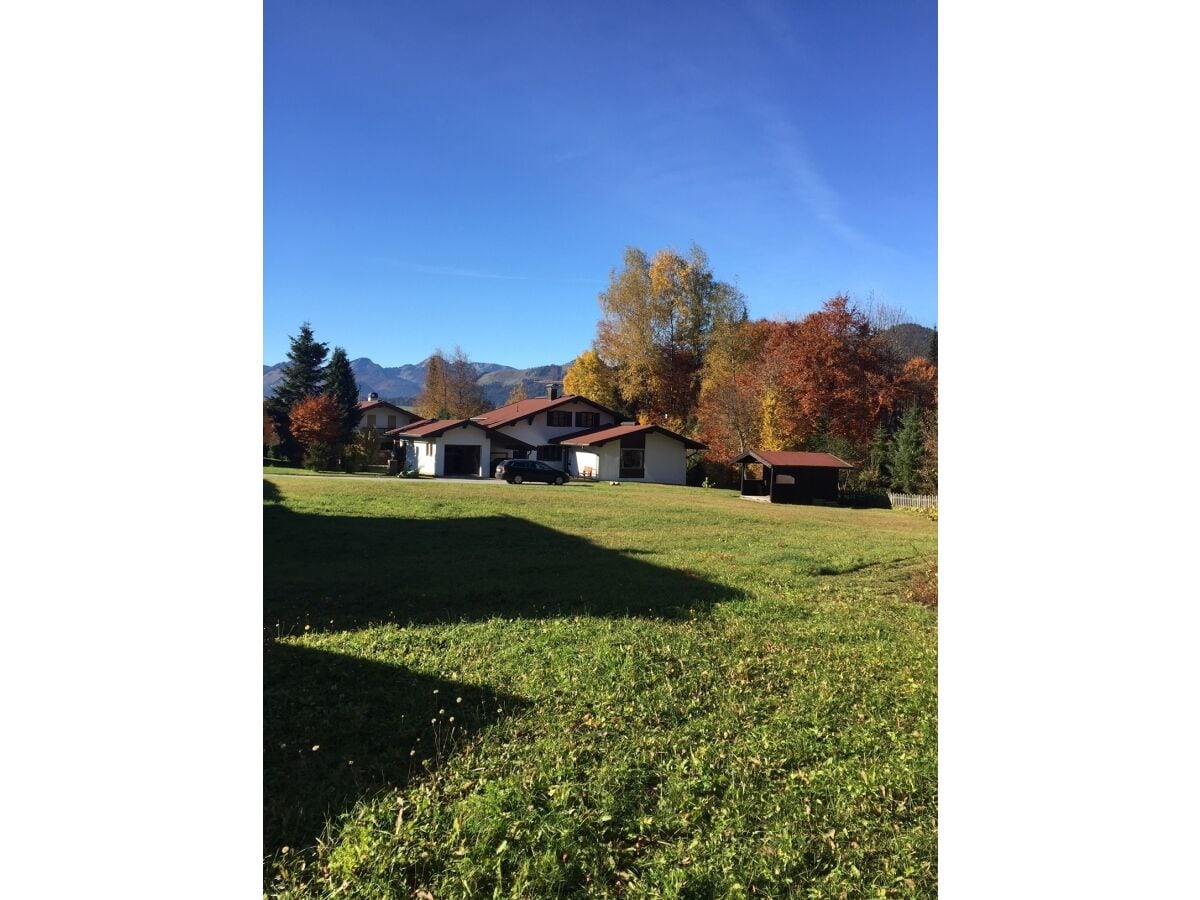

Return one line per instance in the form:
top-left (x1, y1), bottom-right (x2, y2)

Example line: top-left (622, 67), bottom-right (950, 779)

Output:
top-left (367, 414), bottom-right (377, 428)
top-left (575, 411), bottom-right (599, 428)
top-left (537, 445), bottom-right (564, 462)
top-left (387, 415), bottom-right (397, 428)
top-left (619, 448), bottom-right (644, 479)
top-left (547, 410), bottom-right (572, 427)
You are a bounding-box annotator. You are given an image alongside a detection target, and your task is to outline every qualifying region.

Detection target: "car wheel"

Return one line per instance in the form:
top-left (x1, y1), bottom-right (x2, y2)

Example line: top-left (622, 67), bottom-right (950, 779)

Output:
top-left (513, 475), bottom-right (523, 484)
top-left (554, 475), bottom-right (564, 485)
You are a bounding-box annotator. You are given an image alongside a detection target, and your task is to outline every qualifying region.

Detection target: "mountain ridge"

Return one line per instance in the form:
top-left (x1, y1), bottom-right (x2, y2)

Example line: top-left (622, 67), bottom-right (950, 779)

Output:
top-left (263, 356), bottom-right (572, 407)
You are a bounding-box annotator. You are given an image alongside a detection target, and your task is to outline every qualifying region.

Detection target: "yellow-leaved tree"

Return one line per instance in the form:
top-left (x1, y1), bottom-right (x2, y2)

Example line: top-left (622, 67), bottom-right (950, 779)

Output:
top-left (563, 349), bottom-right (621, 412)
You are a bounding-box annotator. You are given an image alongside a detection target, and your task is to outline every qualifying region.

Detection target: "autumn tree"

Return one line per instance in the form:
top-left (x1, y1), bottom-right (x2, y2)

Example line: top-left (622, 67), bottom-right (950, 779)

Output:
top-left (563, 348), bottom-right (621, 411)
top-left (416, 350), bottom-right (452, 419)
top-left (416, 346), bottom-right (488, 419)
top-left (447, 346), bottom-right (489, 417)
top-left (759, 296), bottom-right (900, 449)
top-left (505, 382), bottom-right (529, 404)
top-left (898, 356), bottom-right (938, 411)
top-left (289, 393), bottom-right (343, 470)
top-left (594, 245), bottom-right (746, 432)
top-left (266, 322), bottom-right (329, 462)
top-left (694, 319), bottom-right (771, 464)
top-left (322, 347), bottom-right (363, 445)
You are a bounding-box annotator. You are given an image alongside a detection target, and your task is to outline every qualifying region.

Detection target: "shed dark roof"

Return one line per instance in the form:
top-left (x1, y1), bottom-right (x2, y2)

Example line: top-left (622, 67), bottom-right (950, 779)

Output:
top-left (474, 393), bottom-right (621, 428)
top-left (732, 450), bottom-right (855, 469)
top-left (554, 423), bottom-right (706, 450)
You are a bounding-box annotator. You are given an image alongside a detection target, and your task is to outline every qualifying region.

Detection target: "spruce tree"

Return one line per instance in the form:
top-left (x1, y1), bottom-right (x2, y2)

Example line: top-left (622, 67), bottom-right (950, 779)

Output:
top-left (867, 422), bottom-right (892, 489)
top-left (267, 322), bottom-right (329, 461)
top-left (928, 325), bottom-right (937, 367)
top-left (891, 405), bottom-right (925, 493)
top-left (323, 346), bottom-right (362, 445)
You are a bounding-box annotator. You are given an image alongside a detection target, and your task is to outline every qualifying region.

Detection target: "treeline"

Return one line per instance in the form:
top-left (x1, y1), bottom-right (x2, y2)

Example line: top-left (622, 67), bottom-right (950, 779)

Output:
top-left (564, 244), bottom-right (938, 493)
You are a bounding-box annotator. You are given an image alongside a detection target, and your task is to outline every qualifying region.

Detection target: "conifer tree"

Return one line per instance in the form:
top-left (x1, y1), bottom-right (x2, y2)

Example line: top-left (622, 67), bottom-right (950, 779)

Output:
top-left (267, 322), bottom-right (329, 461)
top-left (929, 325), bottom-right (938, 367)
top-left (891, 405), bottom-right (925, 493)
top-left (866, 422), bottom-right (892, 489)
top-left (323, 346), bottom-right (362, 445)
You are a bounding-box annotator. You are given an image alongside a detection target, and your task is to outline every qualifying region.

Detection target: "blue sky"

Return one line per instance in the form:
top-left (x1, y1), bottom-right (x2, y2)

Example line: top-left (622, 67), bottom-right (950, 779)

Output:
top-left (265, 0), bottom-right (937, 368)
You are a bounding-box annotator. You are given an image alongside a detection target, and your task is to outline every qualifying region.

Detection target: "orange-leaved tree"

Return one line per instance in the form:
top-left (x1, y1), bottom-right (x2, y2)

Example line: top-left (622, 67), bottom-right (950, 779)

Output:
top-left (289, 394), bottom-right (343, 449)
top-left (761, 295), bottom-right (900, 448)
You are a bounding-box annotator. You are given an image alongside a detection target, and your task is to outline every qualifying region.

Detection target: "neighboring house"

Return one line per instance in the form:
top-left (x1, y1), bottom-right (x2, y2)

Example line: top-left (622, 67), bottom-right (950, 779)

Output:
top-left (357, 393), bottom-right (423, 434)
top-left (731, 450), bottom-right (855, 504)
top-left (384, 385), bottom-right (705, 484)
top-left (388, 418), bottom-right (534, 477)
top-left (551, 422), bottom-right (706, 485)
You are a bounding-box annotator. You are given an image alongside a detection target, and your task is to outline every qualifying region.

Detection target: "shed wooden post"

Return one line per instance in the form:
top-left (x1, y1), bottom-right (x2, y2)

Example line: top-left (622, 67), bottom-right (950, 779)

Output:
top-left (768, 464), bottom-right (775, 503)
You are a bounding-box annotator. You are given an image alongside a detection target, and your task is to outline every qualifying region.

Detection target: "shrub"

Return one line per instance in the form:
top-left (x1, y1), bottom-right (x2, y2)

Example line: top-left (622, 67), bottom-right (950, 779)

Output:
top-left (302, 442), bottom-right (335, 471)
top-left (340, 443), bottom-right (367, 473)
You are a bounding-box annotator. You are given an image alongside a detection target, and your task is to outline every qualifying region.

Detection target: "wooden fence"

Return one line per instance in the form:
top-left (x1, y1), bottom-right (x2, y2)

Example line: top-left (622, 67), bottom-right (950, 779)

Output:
top-left (887, 492), bottom-right (938, 509)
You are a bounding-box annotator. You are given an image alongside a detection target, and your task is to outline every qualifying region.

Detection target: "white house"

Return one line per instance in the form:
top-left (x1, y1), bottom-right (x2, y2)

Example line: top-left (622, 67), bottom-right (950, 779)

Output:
top-left (387, 417), bottom-right (534, 477)
top-left (472, 386), bottom-right (625, 474)
top-left (551, 422), bottom-right (706, 485)
top-left (357, 393), bottom-right (424, 434)
top-left (381, 386), bottom-right (704, 484)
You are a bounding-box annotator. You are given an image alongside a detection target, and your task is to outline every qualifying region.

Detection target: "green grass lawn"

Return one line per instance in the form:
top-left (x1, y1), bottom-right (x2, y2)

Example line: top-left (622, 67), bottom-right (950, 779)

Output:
top-left (264, 475), bottom-right (937, 898)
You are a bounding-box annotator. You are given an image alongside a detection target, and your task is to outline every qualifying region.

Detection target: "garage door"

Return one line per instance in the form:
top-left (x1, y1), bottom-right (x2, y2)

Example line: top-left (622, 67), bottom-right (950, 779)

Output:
top-left (443, 444), bottom-right (481, 476)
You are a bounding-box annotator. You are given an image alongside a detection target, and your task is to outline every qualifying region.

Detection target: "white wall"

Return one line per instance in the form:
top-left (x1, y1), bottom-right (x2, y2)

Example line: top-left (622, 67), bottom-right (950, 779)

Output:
top-left (579, 433), bottom-right (687, 484)
top-left (432, 422), bottom-right (491, 477)
top-left (572, 449), bottom-right (601, 479)
top-left (642, 431), bottom-right (687, 484)
top-left (413, 440), bottom-right (438, 476)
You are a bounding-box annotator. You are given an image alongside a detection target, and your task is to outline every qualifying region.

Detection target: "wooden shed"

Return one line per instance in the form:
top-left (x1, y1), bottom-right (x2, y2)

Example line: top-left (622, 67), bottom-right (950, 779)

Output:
top-left (732, 450), bottom-right (855, 505)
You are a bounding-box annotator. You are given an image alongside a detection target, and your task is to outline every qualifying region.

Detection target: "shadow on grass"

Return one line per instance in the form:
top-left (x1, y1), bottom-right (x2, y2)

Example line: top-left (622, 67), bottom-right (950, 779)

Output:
top-left (264, 642), bottom-right (527, 855)
top-left (264, 502), bottom-right (742, 635)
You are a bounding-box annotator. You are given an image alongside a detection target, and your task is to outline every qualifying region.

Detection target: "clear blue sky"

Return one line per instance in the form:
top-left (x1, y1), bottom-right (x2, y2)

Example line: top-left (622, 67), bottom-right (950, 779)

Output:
top-left (265, 0), bottom-right (937, 368)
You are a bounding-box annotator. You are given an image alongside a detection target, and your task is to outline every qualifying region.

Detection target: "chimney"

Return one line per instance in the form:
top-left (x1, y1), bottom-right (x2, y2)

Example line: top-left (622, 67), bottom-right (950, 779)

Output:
top-left (547, 384), bottom-right (559, 401)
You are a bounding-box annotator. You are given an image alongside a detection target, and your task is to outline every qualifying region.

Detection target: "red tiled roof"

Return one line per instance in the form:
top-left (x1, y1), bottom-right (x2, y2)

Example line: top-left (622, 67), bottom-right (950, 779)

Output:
top-left (732, 450), bottom-right (855, 468)
top-left (385, 418), bottom-right (534, 450)
top-left (556, 423), bottom-right (706, 450)
top-left (475, 394), bottom-right (620, 428)
top-left (387, 418), bottom-right (475, 438)
top-left (386, 417), bottom-right (437, 435)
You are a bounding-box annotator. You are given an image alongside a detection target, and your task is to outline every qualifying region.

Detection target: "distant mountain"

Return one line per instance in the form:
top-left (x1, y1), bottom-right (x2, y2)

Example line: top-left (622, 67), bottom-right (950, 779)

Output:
top-left (881, 323), bottom-right (935, 362)
top-left (263, 356), bottom-right (572, 407)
